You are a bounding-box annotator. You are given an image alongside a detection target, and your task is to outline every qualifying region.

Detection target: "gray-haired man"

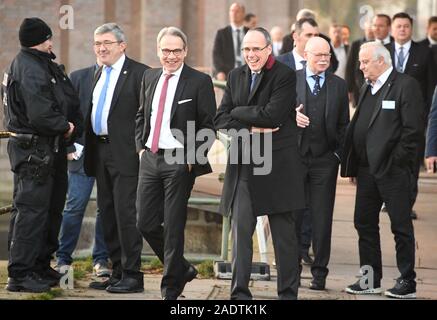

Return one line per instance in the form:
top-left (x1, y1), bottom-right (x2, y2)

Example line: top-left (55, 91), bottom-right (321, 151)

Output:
top-left (83, 23), bottom-right (150, 293)
top-left (135, 27), bottom-right (216, 300)
top-left (342, 41), bottom-right (423, 299)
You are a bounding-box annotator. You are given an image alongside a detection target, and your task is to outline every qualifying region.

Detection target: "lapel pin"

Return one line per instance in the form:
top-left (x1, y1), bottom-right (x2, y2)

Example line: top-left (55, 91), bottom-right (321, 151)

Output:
top-left (123, 71), bottom-right (128, 75)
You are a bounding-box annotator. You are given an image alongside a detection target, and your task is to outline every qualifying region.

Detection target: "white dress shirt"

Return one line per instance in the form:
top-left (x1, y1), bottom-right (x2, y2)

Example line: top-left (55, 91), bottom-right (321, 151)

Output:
top-left (91, 54), bottom-right (125, 135)
top-left (332, 44), bottom-right (347, 79)
top-left (370, 66), bottom-right (393, 95)
top-left (379, 35), bottom-right (392, 45)
top-left (394, 40), bottom-right (411, 72)
top-left (145, 64), bottom-right (184, 150)
top-left (272, 41), bottom-right (283, 56)
top-left (292, 49), bottom-right (306, 70)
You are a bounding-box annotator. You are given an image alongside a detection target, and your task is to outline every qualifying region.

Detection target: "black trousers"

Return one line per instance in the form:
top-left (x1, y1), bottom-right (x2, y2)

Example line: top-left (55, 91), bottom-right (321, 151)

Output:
top-left (230, 174), bottom-right (299, 300)
top-left (411, 135), bottom-right (425, 208)
top-left (296, 151), bottom-right (339, 280)
top-left (136, 150), bottom-right (195, 298)
top-left (354, 166), bottom-right (416, 283)
top-left (8, 146), bottom-right (67, 278)
top-left (95, 142), bottom-right (143, 278)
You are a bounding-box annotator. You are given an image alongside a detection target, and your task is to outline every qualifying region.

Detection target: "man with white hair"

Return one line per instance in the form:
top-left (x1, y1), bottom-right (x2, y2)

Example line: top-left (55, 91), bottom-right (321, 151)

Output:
top-left (295, 37), bottom-right (349, 290)
top-left (341, 41), bottom-right (423, 299)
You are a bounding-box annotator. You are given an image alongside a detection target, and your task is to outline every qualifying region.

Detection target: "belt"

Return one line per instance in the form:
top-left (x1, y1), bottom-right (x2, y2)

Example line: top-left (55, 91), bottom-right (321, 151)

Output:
top-left (145, 147), bottom-right (176, 155)
top-left (96, 135), bottom-right (110, 143)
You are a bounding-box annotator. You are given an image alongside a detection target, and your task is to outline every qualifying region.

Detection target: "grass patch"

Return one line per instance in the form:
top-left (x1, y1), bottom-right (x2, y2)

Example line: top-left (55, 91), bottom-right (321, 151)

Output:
top-left (0, 266), bottom-right (8, 285)
top-left (72, 256), bottom-right (93, 280)
top-left (142, 257), bottom-right (163, 274)
top-left (196, 260), bottom-right (214, 279)
top-left (28, 288), bottom-right (64, 300)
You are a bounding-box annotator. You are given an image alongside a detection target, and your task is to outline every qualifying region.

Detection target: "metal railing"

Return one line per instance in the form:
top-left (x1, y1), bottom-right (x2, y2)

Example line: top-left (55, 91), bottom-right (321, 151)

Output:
top-left (0, 85), bottom-right (232, 261)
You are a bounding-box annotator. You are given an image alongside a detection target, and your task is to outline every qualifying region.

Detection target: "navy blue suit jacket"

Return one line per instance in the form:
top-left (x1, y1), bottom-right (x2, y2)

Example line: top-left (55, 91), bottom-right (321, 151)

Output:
top-left (68, 65), bottom-right (97, 172)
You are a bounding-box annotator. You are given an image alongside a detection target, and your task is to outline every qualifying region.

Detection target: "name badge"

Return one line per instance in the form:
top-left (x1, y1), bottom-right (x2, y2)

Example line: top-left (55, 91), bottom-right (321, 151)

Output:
top-left (2, 73), bottom-right (8, 86)
top-left (382, 100), bottom-right (395, 110)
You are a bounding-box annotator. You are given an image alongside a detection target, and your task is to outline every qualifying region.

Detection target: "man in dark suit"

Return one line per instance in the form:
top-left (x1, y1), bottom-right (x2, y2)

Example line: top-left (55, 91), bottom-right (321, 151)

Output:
top-left (345, 20), bottom-right (375, 106)
top-left (135, 27), bottom-right (216, 300)
top-left (212, 2), bottom-right (249, 81)
top-left (372, 14), bottom-right (393, 45)
top-left (83, 23), bottom-right (149, 293)
top-left (214, 27), bottom-right (306, 300)
top-left (426, 86), bottom-right (437, 173)
top-left (277, 18), bottom-right (319, 71)
top-left (56, 61), bottom-right (110, 278)
top-left (385, 12), bottom-right (437, 219)
top-left (418, 16), bottom-right (437, 83)
top-left (294, 37), bottom-right (349, 290)
top-left (342, 41), bottom-right (422, 299)
top-left (277, 17), bottom-right (319, 266)
top-left (280, 9), bottom-right (339, 72)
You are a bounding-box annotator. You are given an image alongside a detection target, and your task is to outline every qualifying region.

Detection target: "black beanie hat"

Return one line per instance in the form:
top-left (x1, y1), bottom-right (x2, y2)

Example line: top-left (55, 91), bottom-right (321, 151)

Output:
top-left (19, 17), bottom-right (53, 48)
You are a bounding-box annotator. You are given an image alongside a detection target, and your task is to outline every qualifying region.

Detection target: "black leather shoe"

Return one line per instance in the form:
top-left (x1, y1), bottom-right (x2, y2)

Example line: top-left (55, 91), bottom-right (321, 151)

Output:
top-left (6, 274), bottom-right (51, 293)
top-left (163, 295), bottom-right (178, 300)
top-left (34, 267), bottom-right (63, 287)
top-left (301, 252), bottom-right (314, 265)
top-left (89, 275), bottom-right (120, 290)
top-left (106, 276), bottom-right (144, 293)
top-left (309, 278), bottom-right (326, 291)
top-left (179, 265), bottom-right (198, 294)
top-left (410, 210), bottom-right (418, 220)
top-left (33, 272), bottom-right (59, 287)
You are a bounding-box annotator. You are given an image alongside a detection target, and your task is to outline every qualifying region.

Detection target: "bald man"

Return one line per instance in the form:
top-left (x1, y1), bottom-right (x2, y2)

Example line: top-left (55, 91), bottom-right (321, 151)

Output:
top-left (270, 26), bottom-right (284, 56)
top-left (212, 3), bottom-right (249, 81)
top-left (295, 37), bottom-right (349, 290)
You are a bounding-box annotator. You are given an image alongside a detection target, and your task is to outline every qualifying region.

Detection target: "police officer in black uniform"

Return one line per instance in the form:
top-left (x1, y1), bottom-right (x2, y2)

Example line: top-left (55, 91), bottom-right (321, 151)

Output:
top-left (2, 17), bottom-right (83, 292)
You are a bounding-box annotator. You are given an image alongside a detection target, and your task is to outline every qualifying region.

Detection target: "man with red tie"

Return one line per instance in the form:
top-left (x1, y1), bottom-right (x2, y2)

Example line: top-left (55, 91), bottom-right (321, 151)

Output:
top-left (135, 27), bottom-right (216, 300)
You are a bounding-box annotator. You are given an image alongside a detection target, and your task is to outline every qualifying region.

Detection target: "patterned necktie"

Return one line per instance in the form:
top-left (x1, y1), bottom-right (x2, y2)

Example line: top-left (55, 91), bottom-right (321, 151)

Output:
top-left (250, 72), bottom-right (258, 93)
top-left (94, 66), bottom-right (112, 135)
top-left (151, 74), bottom-right (174, 153)
top-left (397, 46), bottom-right (405, 73)
top-left (312, 75), bottom-right (321, 96)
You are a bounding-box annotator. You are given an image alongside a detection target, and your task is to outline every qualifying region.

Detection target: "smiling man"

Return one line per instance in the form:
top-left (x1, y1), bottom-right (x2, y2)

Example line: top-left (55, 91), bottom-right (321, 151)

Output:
top-left (135, 27), bottom-right (216, 300)
top-left (83, 23), bottom-right (149, 293)
top-left (215, 27), bottom-right (306, 300)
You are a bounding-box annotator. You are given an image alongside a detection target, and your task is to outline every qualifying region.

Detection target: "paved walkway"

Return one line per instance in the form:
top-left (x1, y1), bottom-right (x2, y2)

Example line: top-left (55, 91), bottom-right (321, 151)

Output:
top-left (0, 170), bottom-right (436, 300)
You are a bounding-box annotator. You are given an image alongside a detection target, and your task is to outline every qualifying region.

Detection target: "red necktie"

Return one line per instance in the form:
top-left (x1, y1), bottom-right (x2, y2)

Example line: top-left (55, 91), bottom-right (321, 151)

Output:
top-left (151, 73), bottom-right (173, 153)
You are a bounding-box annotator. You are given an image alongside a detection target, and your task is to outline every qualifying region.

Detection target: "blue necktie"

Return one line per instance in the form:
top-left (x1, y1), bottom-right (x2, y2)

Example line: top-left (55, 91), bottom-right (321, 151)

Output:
top-left (312, 75), bottom-right (321, 95)
top-left (94, 66), bottom-right (112, 135)
top-left (397, 46), bottom-right (405, 73)
top-left (250, 73), bottom-right (258, 92)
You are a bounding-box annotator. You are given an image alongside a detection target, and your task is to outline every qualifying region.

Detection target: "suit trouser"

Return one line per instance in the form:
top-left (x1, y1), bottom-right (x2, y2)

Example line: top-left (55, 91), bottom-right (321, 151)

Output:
top-left (411, 136), bottom-right (425, 208)
top-left (136, 150), bottom-right (195, 298)
top-left (8, 147), bottom-right (67, 277)
top-left (300, 152), bottom-right (339, 280)
top-left (95, 142), bottom-right (143, 278)
top-left (298, 209), bottom-right (312, 254)
top-left (354, 166), bottom-right (416, 284)
top-left (230, 176), bottom-right (299, 300)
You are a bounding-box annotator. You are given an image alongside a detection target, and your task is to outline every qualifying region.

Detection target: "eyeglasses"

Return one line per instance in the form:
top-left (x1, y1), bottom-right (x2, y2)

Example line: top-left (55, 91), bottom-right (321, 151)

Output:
top-left (160, 48), bottom-right (185, 57)
top-left (241, 45), bottom-right (269, 54)
top-left (94, 41), bottom-right (121, 48)
top-left (306, 52), bottom-right (332, 58)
